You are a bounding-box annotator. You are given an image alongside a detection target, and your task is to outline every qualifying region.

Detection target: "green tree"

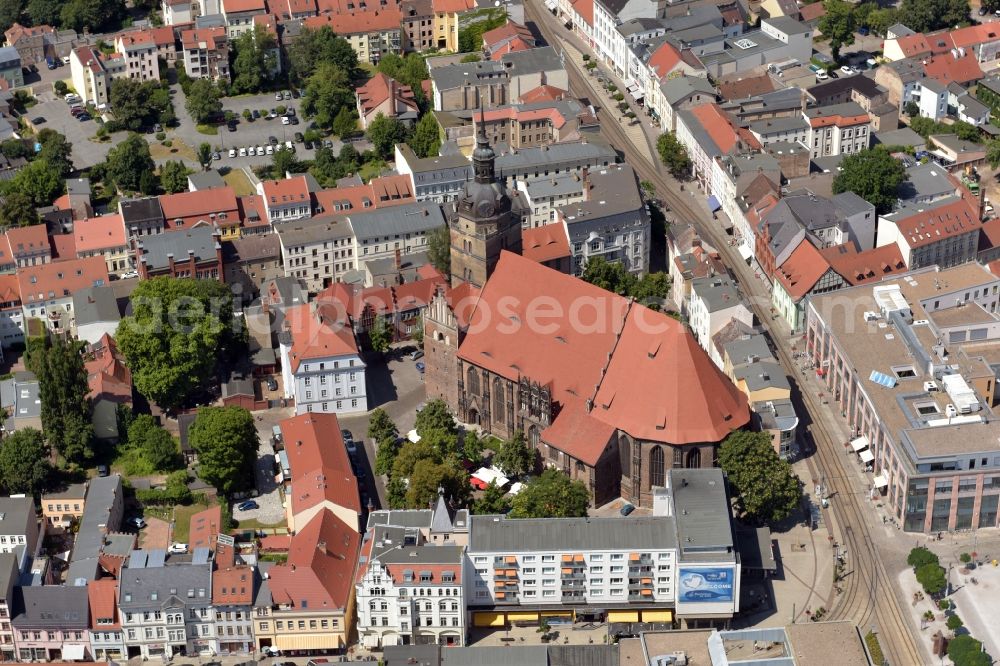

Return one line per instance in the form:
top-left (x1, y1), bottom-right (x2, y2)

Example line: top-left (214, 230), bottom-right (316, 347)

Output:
top-left (473, 480), bottom-right (510, 514)
top-left (36, 129), bottom-right (73, 177)
top-left (951, 121), bottom-right (981, 143)
top-left (986, 138), bottom-right (1000, 169)
top-left (897, 0), bottom-right (970, 32)
top-left (366, 113), bottom-right (409, 160)
top-left (420, 427), bottom-right (461, 461)
top-left (0, 139), bottom-right (30, 160)
top-left (185, 78), bottom-right (222, 124)
top-left (412, 314), bottom-right (424, 346)
top-left (271, 146), bottom-right (299, 179)
top-left (231, 25), bottom-right (277, 94)
top-left (915, 562), bottom-right (947, 595)
top-left (904, 100), bottom-right (919, 117)
top-left (865, 7), bottom-right (899, 35)
top-left (105, 134), bottom-right (155, 193)
top-left (427, 224), bottom-right (451, 275)
top-left (409, 113), bottom-right (441, 158)
top-left (909, 116), bottom-right (941, 139)
top-left (818, 0), bottom-right (856, 61)
top-left (386, 476), bottom-right (407, 508)
top-left (718, 430), bottom-right (801, 523)
top-left (127, 415), bottom-right (179, 471)
top-left (458, 9), bottom-right (506, 53)
top-left (656, 131), bottom-right (691, 178)
top-left (946, 614), bottom-right (964, 631)
top-left (0, 428), bottom-right (52, 496)
top-left (187, 406), bottom-right (258, 495)
top-left (832, 147), bottom-right (906, 215)
top-left (59, 0), bottom-right (125, 32)
top-left (367, 408), bottom-right (398, 444)
top-left (287, 26), bottom-right (358, 82)
top-left (633, 272), bottom-right (671, 310)
top-left (462, 430), bottom-right (484, 464)
top-left (907, 546), bottom-right (940, 570)
top-left (117, 277), bottom-right (240, 411)
top-left (110, 79), bottom-right (172, 131)
top-left (375, 53), bottom-right (430, 108)
top-left (0, 191), bottom-right (40, 229)
top-left (391, 439), bottom-right (440, 481)
top-left (581, 256), bottom-right (638, 295)
top-left (494, 430), bottom-right (533, 477)
top-left (369, 315), bottom-right (393, 353)
top-left (0, 1), bottom-right (25, 35)
top-left (37, 337), bottom-right (93, 465)
top-left (510, 469), bottom-right (589, 518)
top-left (948, 635), bottom-right (992, 666)
top-left (160, 160), bottom-right (192, 193)
top-left (302, 62), bottom-right (353, 128)
top-left (415, 399), bottom-right (457, 437)
top-left (331, 107), bottom-right (358, 139)
top-left (7, 159), bottom-right (63, 206)
top-left (374, 436), bottom-right (400, 476)
top-left (405, 458), bottom-right (470, 509)
top-left (197, 142), bottom-right (212, 170)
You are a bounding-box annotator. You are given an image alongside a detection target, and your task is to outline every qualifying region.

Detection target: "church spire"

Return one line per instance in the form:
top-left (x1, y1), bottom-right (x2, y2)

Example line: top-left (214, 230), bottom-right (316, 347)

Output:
top-left (473, 105), bottom-right (496, 185)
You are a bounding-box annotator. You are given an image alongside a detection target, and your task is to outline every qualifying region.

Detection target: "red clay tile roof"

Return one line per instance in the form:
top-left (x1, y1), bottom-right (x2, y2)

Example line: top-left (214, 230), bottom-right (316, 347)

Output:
top-left (17, 256), bottom-right (108, 306)
top-left (159, 187), bottom-right (238, 227)
top-left (223, 0), bottom-right (266, 12)
top-left (521, 224), bottom-right (570, 264)
top-left (266, 509), bottom-right (360, 611)
top-left (482, 20), bottom-right (533, 50)
top-left (317, 272), bottom-right (445, 321)
top-left (50, 233), bottom-right (77, 260)
top-left (648, 41), bottom-right (683, 78)
top-left (806, 107), bottom-right (870, 128)
top-left (283, 0), bottom-right (318, 15)
top-left (458, 252), bottom-right (747, 447)
top-left (384, 562), bottom-right (462, 585)
top-left (980, 216), bottom-right (1000, 252)
top-left (212, 566), bottom-right (254, 605)
top-left (891, 198), bottom-right (982, 249)
top-left (8, 224), bottom-right (50, 256)
top-left (181, 26), bottom-right (227, 50)
top-left (189, 505), bottom-right (223, 550)
top-left (820, 243), bottom-right (907, 285)
top-left (74, 214), bottom-right (126, 254)
top-left (773, 239), bottom-right (832, 300)
top-left (717, 74), bottom-right (773, 101)
top-left (445, 282), bottom-right (480, 328)
top-left (304, 8), bottom-right (403, 33)
top-left (541, 400), bottom-right (615, 465)
top-left (283, 302), bottom-right (360, 372)
top-left (87, 579), bottom-right (120, 630)
top-left (951, 23), bottom-right (1000, 47)
top-left (797, 2), bottom-right (825, 21)
top-left (261, 176), bottom-right (311, 207)
top-left (356, 72), bottom-right (419, 117)
top-left (690, 103), bottom-right (742, 154)
top-left (893, 33), bottom-right (935, 57)
top-left (517, 84), bottom-right (567, 104)
top-left (432, 0), bottom-right (474, 12)
top-left (86, 334), bottom-right (132, 403)
top-left (923, 51), bottom-right (984, 85)
top-left (489, 37), bottom-right (532, 60)
top-left (571, 0), bottom-right (593, 26)
top-left (0, 274), bottom-right (21, 306)
top-left (260, 534), bottom-right (292, 551)
top-left (281, 413), bottom-right (360, 518)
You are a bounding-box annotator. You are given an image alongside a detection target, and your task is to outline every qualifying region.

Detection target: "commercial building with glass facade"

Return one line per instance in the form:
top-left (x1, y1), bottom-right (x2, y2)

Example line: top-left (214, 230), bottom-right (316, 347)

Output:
top-left (805, 263), bottom-right (1000, 532)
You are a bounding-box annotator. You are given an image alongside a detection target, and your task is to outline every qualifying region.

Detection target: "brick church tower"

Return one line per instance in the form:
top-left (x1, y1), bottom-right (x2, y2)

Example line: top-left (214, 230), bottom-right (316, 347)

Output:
top-left (423, 287), bottom-right (462, 410)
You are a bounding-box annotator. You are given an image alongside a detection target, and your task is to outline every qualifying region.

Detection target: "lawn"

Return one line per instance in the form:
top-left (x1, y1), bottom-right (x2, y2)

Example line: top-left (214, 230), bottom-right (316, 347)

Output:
top-left (147, 502), bottom-right (213, 543)
top-left (150, 138), bottom-right (197, 162)
top-left (358, 159), bottom-right (388, 182)
top-left (196, 124), bottom-right (219, 135)
top-left (223, 168), bottom-right (256, 196)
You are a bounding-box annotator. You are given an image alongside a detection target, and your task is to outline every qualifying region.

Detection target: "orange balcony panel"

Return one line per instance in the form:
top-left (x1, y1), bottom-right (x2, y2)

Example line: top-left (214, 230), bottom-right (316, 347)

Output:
top-left (561, 568), bottom-right (573, 575)
top-left (562, 554), bottom-right (573, 562)
top-left (573, 555), bottom-right (585, 563)
top-left (640, 589), bottom-right (653, 596)
top-left (629, 553), bottom-right (641, 561)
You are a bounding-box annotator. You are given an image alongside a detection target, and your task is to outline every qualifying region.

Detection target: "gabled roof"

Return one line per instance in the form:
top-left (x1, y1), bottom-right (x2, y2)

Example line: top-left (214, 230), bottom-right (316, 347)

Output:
top-left (7, 224), bottom-right (50, 257)
top-left (303, 8), bottom-right (403, 34)
top-left (261, 176), bottom-right (311, 207)
top-left (517, 84), bottom-right (567, 104)
top-left (159, 186), bottom-right (238, 223)
top-left (888, 198), bottom-right (982, 248)
top-left (189, 505), bottom-right (222, 550)
top-left (74, 214), bottom-right (126, 253)
top-left (87, 579), bottom-right (120, 630)
top-left (281, 413), bottom-right (360, 518)
top-left (541, 400), bottom-right (616, 465)
top-left (922, 51), bottom-right (984, 85)
top-left (283, 302), bottom-right (361, 371)
top-left (820, 243), bottom-right (907, 285)
top-left (17, 256), bottom-right (108, 305)
top-left (266, 509), bottom-right (360, 611)
top-left (222, 0), bottom-right (266, 13)
top-left (482, 20), bottom-right (534, 51)
top-left (213, 566), bottom-right (254, 606)
top-left (773, 239), bottom-right (832, 300)
top-left (85, 334), bottom-right (131, 403)
top-left (356, 73), bottom-right (419, 117)
top-left (521, 224), bottom-right (570, 264)
top-left (647, 40), bottom-right (683, 78)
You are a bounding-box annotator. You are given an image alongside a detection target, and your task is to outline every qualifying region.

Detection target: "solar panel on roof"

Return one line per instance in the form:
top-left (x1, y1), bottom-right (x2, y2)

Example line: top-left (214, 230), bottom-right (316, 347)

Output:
top-left (869, 370), bottom-right (897, 388)
top-left (192, 547), bottom-right (211, 565)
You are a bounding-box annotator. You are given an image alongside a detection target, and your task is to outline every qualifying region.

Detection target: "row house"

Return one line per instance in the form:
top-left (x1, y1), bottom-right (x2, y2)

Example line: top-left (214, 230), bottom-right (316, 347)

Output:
top-left (653, 75), bottom-right (716, 134)
top-left (710, 153), bottom-right (780, 261)
top-left (803, 102), bottom-right (871, 158)
top-left (465, 469), bottom-right (739, 629)
top-left (6, 225), bottom-right (50, 269)
top-left (115, 31), bottom-right (160, 82)
top-left (159, 187), bottom-right (239, 230)
top-left (876, 197), bottom-right (983, 269)
top-left (278, 302), bottom-right (368, 415)
top-left (135, 227), bottom-right (224, 281)
top-left (73, 214), bottom-right (130, 275)
top-left (0, 554), bottom-right (15, 660)
top-left (429, 0), bottom-right (474, 52)
top-left (400, 0), bottom-right (436, 52)
top-left (0, 496), bottom-right (36, 554)
top-left (222, 0), bottom-right (267, 38)
top-left (884, 23), bottom-right (1000, 71)
top-left (3, 23), bottom-right (76, 66)
top-left (806, 74), bottom-right (897, 132)
top-left (676, 102), bottom-right (761, 192)
top-left (481, 20), bottom-right (536, 60)
top-left (688, 275), bottom-right (753, 356)
top-left (0, 275), bottom-right (23, 348)
top-left (88, 579), bottom-right (126, 661)
top-left (16, 256), bottom-right (109, 335)
top-left (13, 586), bottom-right (91, 662)
top-left (515, 172), bottom-right (586, 228)
top-left (770, 239), bottom-right (845, 332)
top-left (120, 557), bottom-right (216, 659)
top-left (303, 10), bottom-right (402, 64)
top-left (212, 543), bottom-right (256, 655)
top-left (356, 495), bottom-right (468, 649)
top-left (258, 176), bottom-right (313, 225)
top-left (182, 27), bottom-right (230, 81)
top-left (119, 197), bottom-right (166, 238)
top-left (277, 214), bottom-right (355, 292)
top-left (162, 0), bottom-right (221, 24)
top-left (40, 483), bottom-right (87, 529)
top-left (473, 99), bottom-right (594, 149)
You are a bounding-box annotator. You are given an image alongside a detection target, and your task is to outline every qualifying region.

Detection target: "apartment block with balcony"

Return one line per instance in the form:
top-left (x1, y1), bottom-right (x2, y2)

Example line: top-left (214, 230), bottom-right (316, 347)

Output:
top-left (464, 469), bottom-right (739, 630)
top-left (805, 263), bottom-right (1000, 533)
top-left (181, 27), bottom-right (230, 81)
top-left (115, 32), bottom-right (160, 82)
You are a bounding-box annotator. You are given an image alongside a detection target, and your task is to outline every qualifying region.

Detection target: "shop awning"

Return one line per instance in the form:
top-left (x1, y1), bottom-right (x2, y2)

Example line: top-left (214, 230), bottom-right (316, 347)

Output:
top-left (608, 611), bottom-right (640, 622)
top-left (63, 645), bottom-right (85, 661)
top-left (507, 612), bottom-right (539, 622)
top-left (738, 242), bottom-right (752, 261)
top-left (708, 195), bottom-right (721, 212)
top-left (873, 473), bottom-right (889, 488)
top-left (860, 449), bottom-right (875, 463)
top-left (641, 610), bottom-right (673, 622)
top-left (850, 436), bottom-right (870, 452)
top-left (544, 0), bottom-right (557, 8)
top-left (473, 612), bottom-right (505, 627)
top-left (276, 634), bottom-right (339, 650)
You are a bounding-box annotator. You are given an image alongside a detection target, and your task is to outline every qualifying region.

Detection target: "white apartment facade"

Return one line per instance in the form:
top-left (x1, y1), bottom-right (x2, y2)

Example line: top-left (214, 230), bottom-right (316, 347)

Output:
top-left (277, 215), bottom-right (355, 293)
top-left (114, 33), bottom-right (160, 82)
top-left (804, 103), bottom-right (872, 159)
top-left (688, 275), bottom-right (754, 355)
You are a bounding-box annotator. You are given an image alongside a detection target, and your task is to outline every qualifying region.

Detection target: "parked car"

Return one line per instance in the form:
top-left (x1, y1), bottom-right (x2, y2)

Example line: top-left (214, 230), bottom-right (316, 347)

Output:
top-left (252, 109), bottom-right (261, 119)
top-left (168, 542), bottom-right (189, 554)
top-left (227, 122), bottom-right (237, 132)
top-left (130, 517), bottom-right (146, 529)
top-left (77, 113), bottom-right (91, 121)
top-left (410, 349), bottom-right (424, 361)
top-left (620, 503), bottom-right (635, 516)
top-left (840, 65), bottom-right (856, 75)
top-left (97, 464), bottom-right (109, 477)
top-left (304, 140), bottom-right (313, 149)
top-left (283, 91), bottom-right (292, 100)
top-left (154, 123), bottom-right (163, 132)
top-left (285, 140), bottom-right (294, 150)
top-left (268, 135), bottom-right (278, 145)
top-left (294, 132), bottom-right (304, 142)
top-left (815, 71), bottom-right (829, 80)
top-left (281, 116), bottom-right (290, 125)
top-left (266, 144), bottom-right (274, 155)
top-left (266, 377), bottom-right (278, 391)
top-left (239, 147), bottom-right (247, 156)
top-left (275, 91), bottom-right (283, 101)
top-left (858, 26), bottom-right (870, 35)
top-left (289, 116), bottom-right (299, 125)
top-left (416, 361), bottom-right (425, 373)
top-left (228, 148), bottom-right (236, 157)
top-left (291, 89), bottom-right (300, 99)
top-left (121, 270), bottom-right (139, 279)
top-left (237, 500), bottom-right (259, 511)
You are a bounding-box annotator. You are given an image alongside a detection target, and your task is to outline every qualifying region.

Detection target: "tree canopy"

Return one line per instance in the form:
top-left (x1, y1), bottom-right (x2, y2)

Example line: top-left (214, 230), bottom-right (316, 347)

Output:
top-left (494, 431), bottom-right (534, 477)
top-left (159, 160), bottom-right (192, 194)
top-left (0, 428), bottom-right (52, 496)
top-left (896, 0), bottom-right (970, 32)
top-left (410, 113), bottom-right (442, 158)
top-left (231, 26), bottom-right (277, 94)
top-left (368, 315), bottom-right (393, 353)
top-left (832, 147), bottom-right (906, 215)
top-left (287, 26), bottom-right (358, 82)
top-left (657, 131), bottom-right (692, 178)
top-left (510, 469), bottom-right (589, 518)
top-left (427, 225), bottom-right (451, 275)
top-left (302, 62), bottom-right (354, 129)
top-left (127, 414), bottom-right (180, 472)
top-left (907, 546), bottom-right (940, 570)
top-left (37, 337), bottom-right (93, 465)
top-left (473, 480), bottom-right (511, 514)
top-left (375, 53), bottom-right (429, 108)
top-left (415, 400), bottom-right (457, 437)
top-left (948, 635), bottom-right (992, 666)
top-left (718, 431), bottom-right (801, 523)
top-left (105, 134), bottom-right (156, 194)
top-left (819, 0), bottom-right (856, 61)
top-left (581, 257), bottom-right (670, 309)
top-left (117, 277), bottom-right (240, 410)
top-left (0, 191), bottom-right (41, 228)
top-left (367, 113), bottom-right (409, 160)
top-left (915, 562), bottom-right (947, 595)
top-left (110, 79), bottom-right (173, 131)
top-left (185, 78), bottom-right (223, 124)
top-left (188, 406), bottom-right (258, 495)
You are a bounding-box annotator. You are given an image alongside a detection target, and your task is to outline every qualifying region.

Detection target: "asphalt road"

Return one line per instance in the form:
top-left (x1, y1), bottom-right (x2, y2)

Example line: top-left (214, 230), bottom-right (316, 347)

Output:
top-left (523, 0), bottom-right (923, 663)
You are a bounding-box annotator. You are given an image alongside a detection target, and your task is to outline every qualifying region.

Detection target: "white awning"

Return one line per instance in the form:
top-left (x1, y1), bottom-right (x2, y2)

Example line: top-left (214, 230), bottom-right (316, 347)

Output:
top-left (738, 242), bottom-right (752, 260)
top-left (873, 473), bottom-right (889, 489)
top-left (850, 436), bottom-right (870, 452)
top-left (63, 645), bottom-right (85, 661)
top-left (859, 449), bottom-right (875, 463)
top-left (544, 0), bottom-right (557, 8)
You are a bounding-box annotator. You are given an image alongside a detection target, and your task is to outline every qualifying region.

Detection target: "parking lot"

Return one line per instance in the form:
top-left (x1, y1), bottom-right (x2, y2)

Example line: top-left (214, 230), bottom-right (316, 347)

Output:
top-left (29, 94), bottom-right (113, 169)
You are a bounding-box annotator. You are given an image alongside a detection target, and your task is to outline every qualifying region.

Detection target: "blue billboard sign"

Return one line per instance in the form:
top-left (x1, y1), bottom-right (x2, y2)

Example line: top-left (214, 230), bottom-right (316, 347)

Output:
top-left (678, 567), bottom-right (734, 603)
